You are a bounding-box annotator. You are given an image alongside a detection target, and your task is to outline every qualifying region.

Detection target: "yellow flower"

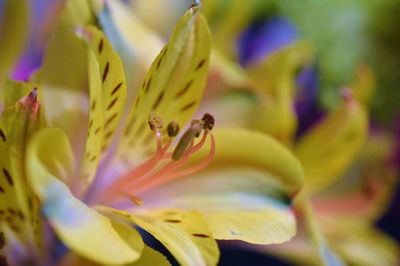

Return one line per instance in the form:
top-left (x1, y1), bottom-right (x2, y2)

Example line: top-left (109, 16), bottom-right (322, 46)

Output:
top-left (0, 1), bottom-right (304, 265)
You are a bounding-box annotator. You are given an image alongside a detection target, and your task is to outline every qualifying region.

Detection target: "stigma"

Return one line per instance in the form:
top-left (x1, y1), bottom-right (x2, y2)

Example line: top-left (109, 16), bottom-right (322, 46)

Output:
top-left (104, 113), bottom-right (216, 204)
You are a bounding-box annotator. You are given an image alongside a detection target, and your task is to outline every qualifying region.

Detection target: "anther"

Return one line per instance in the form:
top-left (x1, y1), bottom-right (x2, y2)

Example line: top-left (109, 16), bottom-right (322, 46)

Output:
top-left (201, 113), bottom-right (215, 131)
top-left (148, 112), bottom-right (163, 131)
top-left (172, 121), bottom-right (202, 161)
top-left (167, 121), bottom-right (180, 137)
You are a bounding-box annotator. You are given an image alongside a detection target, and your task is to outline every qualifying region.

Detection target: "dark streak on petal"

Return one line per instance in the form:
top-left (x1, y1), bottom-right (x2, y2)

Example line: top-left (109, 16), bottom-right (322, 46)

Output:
top-left (152, 91), bottom-right (164, 110)
top-left (105, 113), bottom-right (118, 128)
top-left (90, 156), bottom-right (97, 162)
top-left (195, 59), bottom-right (206, 71)
top-left (111, 82), bottom-right (123, 96)
top-left (102, 62), bottom-right (110, 83)
top-left (107, 97), bottom-right (118, 111)
top-left (164, 219), bottom-right (182, 223)
top-left (192, 233), bottom-right (209, 238)
top-left (91, 101), bottom-right (96, 111)
top-left (94, 127), bottom-right (101, 135)
top-left (176, 80), bottom-right (193, 98)
top-left (98, 39), bottom-right (104, 54)
top-left (145, 76), bottom-right (152, 93)
top-left (0, 186), bottom-right (4, 193)
top-left (180, 101), bottom-right (196, 112)
top-left (2, 169), bottom-right (13, 186)
top-left (0, 129), bottom-right (5, 142)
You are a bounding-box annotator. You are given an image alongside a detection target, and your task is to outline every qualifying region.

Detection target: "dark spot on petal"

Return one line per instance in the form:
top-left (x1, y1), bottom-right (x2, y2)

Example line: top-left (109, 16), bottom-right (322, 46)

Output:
top-left (145, 76), bottom-right (152, 93)
top-left (2, 169), bottom-right (13, 186)
top-left (0, 186), bottom-right (4, 193)
top-left (180, 101), bottom-right (196, 112)
top-left (195, 59), bottom-right (206, 71)
top-left (107, 97), bottom-right (118, 111)
top-left (104, 113), bottom-right (118, 128)
top-left (164, 219), bottom-right (182, 223)
top-left (176, 80), bottom-right (193, 98)
top-left (111, 82), bottom-right (123, 96)
top-left (0, 129), bottom-right (5, 142)
top-left (98, 38), bottom-right (104, 54)
top-left (152, 91), bottom-right (164, 110)
top-left (90, 156), bottom-right (97, 162)
top-left (91, 100), bottom-right (96, 111)
top-left (94, 127), bottom-right (101, 135)
top-left (192, 233), bottom-right (209, 238)
top-left (102, 62), bottom-right (110, 83)
top-left (88, 120), bottom-right (93, 130)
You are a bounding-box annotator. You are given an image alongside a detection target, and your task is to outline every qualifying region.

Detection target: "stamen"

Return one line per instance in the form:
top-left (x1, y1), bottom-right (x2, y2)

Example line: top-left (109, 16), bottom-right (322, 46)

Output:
top-left (148, 112), bottom-right (163, 131)
top-left (202, 113), bottom-right (215, 131)
top-left (172, 121), bottom-right (202, 161)
top-left (135, 134), bottom-right (216, 193)
top-left (167, 121), bottom-right (180, 137)
top-left (101, 113), bottom-right (216, 204)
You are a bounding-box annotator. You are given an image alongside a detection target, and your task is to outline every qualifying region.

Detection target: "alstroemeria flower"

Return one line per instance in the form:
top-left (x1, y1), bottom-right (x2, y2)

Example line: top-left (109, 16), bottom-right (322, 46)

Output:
top-left (1, 1), bottom-right (304, 265)
top-left (203, 36), bottom-right (399, 264)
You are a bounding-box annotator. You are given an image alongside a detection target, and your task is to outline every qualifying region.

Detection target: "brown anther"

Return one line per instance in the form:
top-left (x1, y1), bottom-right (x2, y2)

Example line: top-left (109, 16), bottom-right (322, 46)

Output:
top-left (201, 113), bottom-right (215, 131)
top-left (148, 112), bottom-right (163, 131)
top-left (167, 121), bottom-right (180, 137)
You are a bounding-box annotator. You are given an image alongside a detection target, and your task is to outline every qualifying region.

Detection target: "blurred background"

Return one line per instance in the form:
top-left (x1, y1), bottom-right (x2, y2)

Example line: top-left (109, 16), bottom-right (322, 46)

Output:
top-left (1, 0), bottom-right (399, 265)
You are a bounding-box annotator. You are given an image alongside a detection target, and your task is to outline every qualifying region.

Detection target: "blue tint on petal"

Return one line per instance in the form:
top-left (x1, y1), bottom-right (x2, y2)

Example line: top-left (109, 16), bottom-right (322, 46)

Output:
top-left (238, 16), bottom-right (298, 66)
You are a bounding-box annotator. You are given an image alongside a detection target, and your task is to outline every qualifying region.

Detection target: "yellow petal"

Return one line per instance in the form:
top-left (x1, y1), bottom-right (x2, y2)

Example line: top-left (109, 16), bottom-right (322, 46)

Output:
top-left (78, 26), bottom-right (127, 153)
top-left (295, 96), bottom-right (368, 192)
top-left (26, 128), bottom-right (143, 265)
top-left (34, 0), bottom-right (94, 160)
top-left (74, 26), bottom-right (128, 192)
top-left (139, 168), bottom-right (296, 244)
top-left (0, 0), bottom-right (29, 82)
top-left (60, 245), bottom-right (170, 266)
top-left (0, 88), bottom-right (43, 252)
top-left (203, 0), bottom-right (252, 59)
top-left (247, 42), bottom-right (312, 143)
top-left (98, 0), bottom-right (164, 110)
top-left (350, 64), bottom-right (375, 106)
top-left (322, 218), bottom-right (399, 266)
top-left (99, 207), bottom-right (220, 266)
top-left (191, 128), bottom-right (304, 194)
top-left (117, 5), bottom-right (212, 167)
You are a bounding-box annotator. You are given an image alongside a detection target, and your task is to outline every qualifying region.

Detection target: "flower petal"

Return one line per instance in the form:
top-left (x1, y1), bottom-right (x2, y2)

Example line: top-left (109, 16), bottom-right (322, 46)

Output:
top-left (34, 0), bottom-right (95, 160)
top-left (78, 26), bottom-right (127, 154)
top-left (26, 128), bottom-right (143, 265)
top-left (0, 0), bottom-right (29, 82)
top-left (246, 42), bottom-right (312, 143)
top-left (139, 168), bottom-right (296, 245)
top-left (99, 0), bottom-right (164, 103)
top-left (74, 26), bottom-right (127, 192)
top-left (116, 5), bottom-right (212, 168)
top-left (295, 95), bottom-right (368, 192)
top-left (0, 88), bottom-right (43, 254)
top-left (99, 207), bottom-right (220, 266)
top-left (192, 128), bottom-right (304, 194)
top-left (60, 245), bottom-right (170, 266)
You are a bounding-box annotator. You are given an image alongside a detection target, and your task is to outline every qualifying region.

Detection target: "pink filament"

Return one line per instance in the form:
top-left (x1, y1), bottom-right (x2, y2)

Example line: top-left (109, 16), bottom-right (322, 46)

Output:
top-left (133, 134), bottom-right (215, 193)
top-left (103, 132), bottom-right (170, 201)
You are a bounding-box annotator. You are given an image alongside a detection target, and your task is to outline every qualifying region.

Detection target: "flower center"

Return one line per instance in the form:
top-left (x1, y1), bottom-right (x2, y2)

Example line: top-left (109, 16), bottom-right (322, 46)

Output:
top-left (103, 113), bottom-right (216, 205)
